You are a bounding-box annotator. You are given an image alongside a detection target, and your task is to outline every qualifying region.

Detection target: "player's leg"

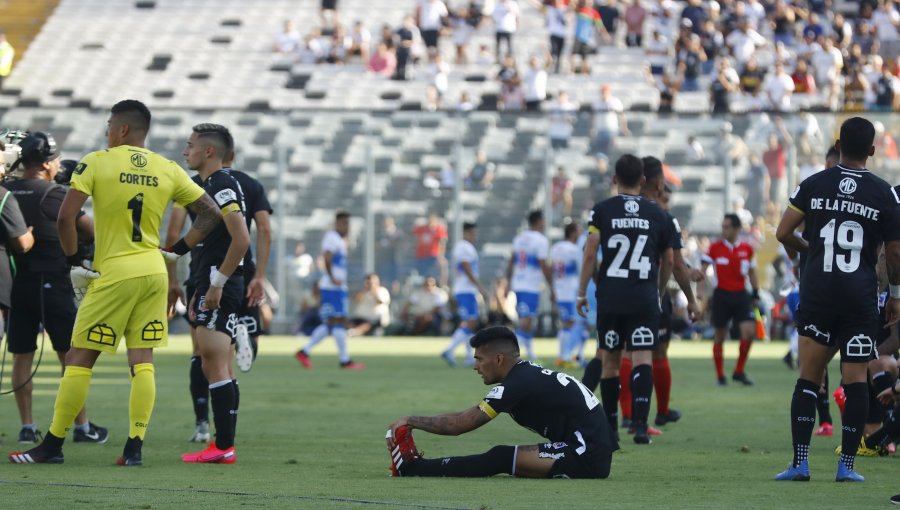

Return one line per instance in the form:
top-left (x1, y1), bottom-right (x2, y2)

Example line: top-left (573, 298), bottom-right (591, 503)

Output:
top-left (776, 326), bottom-right (836, 480)
top-left (596, 316), bottom-right (624, 435)
top-left (514, 292), bottom-right (538, 360)
top-left (188, 325), bottom-right (237, 461)
top-left (332, 289), bottom-right (363, 369)
top-left (733, 316), bottom-right (756, 385)
top-left (555, 302), bottom-right (575, 367)
top-left (628, 313), bottom-right (658, 444)
top-left (618, 352), bottom-right (632, 427)
top-left (8, 278), bottom-right (42, 442)
top-left (710, 289), bottom-right (730, 385)
top-left (814, 368), bottom-right (833, 436)
top-left (398, 445), bottom-right (517, 477)
top-left (12, 351), bottom-right (37, 441)
top-left (443, 293), bottom-right (477, 367)
top-left (188, 327), bottom-right (210, 442)
top-left (653, 340), bottom-right (679, 425)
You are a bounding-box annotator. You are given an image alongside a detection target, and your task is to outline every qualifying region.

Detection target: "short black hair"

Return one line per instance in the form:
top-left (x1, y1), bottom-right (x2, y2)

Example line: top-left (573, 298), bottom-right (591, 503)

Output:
top-left (839, 117), bottom-right (875, 160)
top-left (336, 209), bottom-right (350, 221)
top-left (469, 326), bottom-right (520, 354)
top-left (527, 209), bottom-right (543, 226)
top-left (641, 156), bottom-right (664, 186)
top-left (463, 222), bottom-right (477, 231)
top-left (615, 154), bottom-right (644, 188)
top-left (724, 213), bottom-right (741, 229)
top-left (826, 145), bottom-right (840, 164)
top-left (192, 123), bottom-right (232, 157)
top-left (564, 222), bottom-right (579, 238)
top-left (110, 99), bottom-right (151, 135)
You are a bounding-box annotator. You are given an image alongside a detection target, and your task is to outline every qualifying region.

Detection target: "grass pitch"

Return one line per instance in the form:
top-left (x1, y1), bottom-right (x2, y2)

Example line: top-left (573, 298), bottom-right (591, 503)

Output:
top-left (0, 335), bottom-right (897, 509)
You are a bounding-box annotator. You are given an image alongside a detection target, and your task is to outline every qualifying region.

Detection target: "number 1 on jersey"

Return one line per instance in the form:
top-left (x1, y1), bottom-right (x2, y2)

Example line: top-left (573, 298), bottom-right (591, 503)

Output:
top-left (128, 193), bottom-right (144, 242)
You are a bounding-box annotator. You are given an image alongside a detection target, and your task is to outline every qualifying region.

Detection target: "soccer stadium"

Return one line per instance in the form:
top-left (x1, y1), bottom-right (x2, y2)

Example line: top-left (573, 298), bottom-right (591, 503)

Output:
top-left (1, 0), bottom-right (900, 507)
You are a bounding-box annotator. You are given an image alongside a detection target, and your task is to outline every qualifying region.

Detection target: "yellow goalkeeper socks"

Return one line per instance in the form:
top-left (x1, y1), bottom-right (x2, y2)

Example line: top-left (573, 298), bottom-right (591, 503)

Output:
top-left (48, 366), bottom-right (93, 439)
top-left (128, 363), bottom-right (156, 440)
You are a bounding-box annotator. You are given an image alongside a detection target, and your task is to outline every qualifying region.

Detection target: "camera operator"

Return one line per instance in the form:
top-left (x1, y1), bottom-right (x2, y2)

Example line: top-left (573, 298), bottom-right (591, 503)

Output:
top-left (5, 132), bottom-right (107, 444)
top-left (0, 139), bottom-right (35, 343)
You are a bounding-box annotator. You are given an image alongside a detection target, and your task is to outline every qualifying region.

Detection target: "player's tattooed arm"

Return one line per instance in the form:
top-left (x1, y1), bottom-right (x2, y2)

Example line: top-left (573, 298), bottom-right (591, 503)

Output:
top-left (405, 406), bottom-right (492, 436)
top-left (183, 193), bottom-right (223, 245)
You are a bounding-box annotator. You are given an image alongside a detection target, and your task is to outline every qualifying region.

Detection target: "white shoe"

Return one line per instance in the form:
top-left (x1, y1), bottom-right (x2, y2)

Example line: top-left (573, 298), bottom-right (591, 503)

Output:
top-left (234, 324), bottom-right (253, 373)
top-left (190, 421), bottom-right (210, 443)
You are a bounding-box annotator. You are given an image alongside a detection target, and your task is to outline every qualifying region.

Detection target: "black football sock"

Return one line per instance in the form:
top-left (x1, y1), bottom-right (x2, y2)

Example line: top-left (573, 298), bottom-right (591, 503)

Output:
top-left (250, 335), bottom-right (258, 360)
top-left (190, 356), bottom-right (209, 424)
top-left (790, 379), bottom-right (819, 467)
top-left (401, 445), bottom-right (515, 477)
top-left (209, 381), bottom-right (236, 450)
top-left (599, 377), bottom-right (620, 431)
top-left (232, 379), bottom-right (240, 434)
top-left (816, 370), bottom-right (833, 425)
top-left (840, 382), bottom-right (869, 470)
top-left (631, 364), bottom-right (653, 426)
top-left (582, 358), bottom-right (602, 392)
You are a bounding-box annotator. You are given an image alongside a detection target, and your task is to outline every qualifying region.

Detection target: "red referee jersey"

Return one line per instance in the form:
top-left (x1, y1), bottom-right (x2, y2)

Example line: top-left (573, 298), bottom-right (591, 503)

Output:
top-left (705, 240), bottom-right (755, 292)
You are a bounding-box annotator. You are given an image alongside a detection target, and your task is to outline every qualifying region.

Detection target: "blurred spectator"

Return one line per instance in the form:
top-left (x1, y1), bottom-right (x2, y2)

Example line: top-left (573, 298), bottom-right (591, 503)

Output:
top-left (451, 4), bottom-right (477, 64)
top-left (572, 0), bottom-right (607, 74)
top-left (377, 216), bottom-right (405, 290)
top-left (596, 0), bottom-right (621, 45)
top-left (744, 153), bottom-right (768, 218)
top-left (393, 16), bottom-right (419, 81)
top-left (290, 242), bottom-right (314, 281)
top-left (713, 121), bottom-right (750, 167)
top-left (500, 75), bottom-right (526, 110)
top-left (803, 12), bottom-right (825, 40)
top-left (0, 33), bottom-right (11, 90)
top-left (493, 0), bottom-right (521, 59)
top-left (321, 0), bottom-right (340, 30)
top-left (733, 196), bottom-right (754, 231)
top-left (763, 119), bottom-right (792, 211)
top-left (488, 276), bottom-right (517, 325)
top-left (843, 67), bottom-right (869, 111)
top-left (591, 84), bottom-right (629, 155)
top-left (523, 56), bottom-right (548, 110)
top-left (853, 21), bottom-right (879, 55)
top-left (811, 36), bottom-right (843, 109)
top-left (296, 282), bottom-right (322, 336)
top-left (650, 0), bottom-right (678, 38)
top-left (546, 0), bottom-right (570, 73)
top-left (417, 0), bottom-right (449, 54)
top-left (467, 149), bottom-right (496, 189)
top-left (349, 274), bottom-right (392, 336)
top-left (791, 59), bottom-right (817, 95)
top-left (400, 277), bottom-right (449, 335)
top-left (657, 73), bottom-right (676, 113)
top-left (547, 90), bottom-right (577, 149)
top-left (646, 30), bottom-right (671, 76)
top-left (348, 21), bottom-right (372, 63)
top-left (325, 24), bottom-right (352, 64)
top-left (680, 0), bottom-right (705, 34)
top-left (762, 61), bottom-right (795, 111)
top-left (367, 42), bottom-right (397, 76)
top-left (497, 54), bottom-right (519, 84)
top-left (589, 152), bottom-right (614, 201)
top-left (711, 57), bottom-right (739, 114)
top-left (457, 91), bottom-right (477, 111)
top-left (744, 0), bottom-right (766, 30)
top-left (551, 166), bottom-right (574, 219)
top-left (687, 135), bottom-right (705, 161)
top-left (739, 57), bottom-right (765, 95)
top-left (427, 53), bottom-right (450, 109)
top-left (380, 23), bottom-right (397, 49)
top-left (872, 65), bottom-right (900, 111)
top-left (624, 0), bottom-right (647, 47)
top-left (769, 0), bottom-right (796, 47)
top-left (831, 12), bottom-right (853, 48)
top-left (676, 33), bottom-right (706, 91)
top-left (475, 43), bottom-right (495, 65)
top-left (274, 20), bottom-right (302, 53)
top-left (726, 17), bottom-right (766, 70)
top-left (874, 121), bottom-right (899, 167)
top-left (413, 213), bottom-right (449, 284)
top-left (698, 19), bottom-right (723, 75)
top-left (872, 0), bottom-right (900, 54)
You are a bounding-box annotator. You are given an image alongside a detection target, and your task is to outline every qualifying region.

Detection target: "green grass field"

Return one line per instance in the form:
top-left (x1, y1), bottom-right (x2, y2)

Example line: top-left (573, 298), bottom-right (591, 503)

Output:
top-left (0, 335), bottom-right (897, 509)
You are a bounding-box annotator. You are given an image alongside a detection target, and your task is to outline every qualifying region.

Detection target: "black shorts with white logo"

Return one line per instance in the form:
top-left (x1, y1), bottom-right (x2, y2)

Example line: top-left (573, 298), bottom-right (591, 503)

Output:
top-left (795, 306), bottom-right (878, 363)
top-left (658, 293), bottom-right (673, 343)
top-left (188, 278), bottom-right (244, 343)
top-left (596, 311), bottom-right (660, 352)
top-left (237, 266), bottom-right (262, 337)
top-left (711, 288), bottom-right (754, 329)
top-left (540, 442), bottom-right (612, 479)
top-left (7, 272), bottom-right (76, 354)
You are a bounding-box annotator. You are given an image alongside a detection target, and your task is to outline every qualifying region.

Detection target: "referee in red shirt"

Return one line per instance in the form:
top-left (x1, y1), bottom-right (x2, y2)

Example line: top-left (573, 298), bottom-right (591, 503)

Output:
top-left (702, 214), bottom-right (760, 386)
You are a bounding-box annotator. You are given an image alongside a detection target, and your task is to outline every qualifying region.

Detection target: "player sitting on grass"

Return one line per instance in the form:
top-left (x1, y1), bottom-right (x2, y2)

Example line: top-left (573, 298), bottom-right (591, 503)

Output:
top-left (386, 326), bottom-right (618, 479)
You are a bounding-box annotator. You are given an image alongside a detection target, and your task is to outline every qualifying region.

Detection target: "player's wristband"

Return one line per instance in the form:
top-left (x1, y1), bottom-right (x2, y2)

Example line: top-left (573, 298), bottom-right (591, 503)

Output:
top-left (170, 239), bottom-right (190, 256)
top-left (67, 254), bottom-right (83, 267)
top-left (891, 285), bottom-right (900, 299)
top-left (751, 289), bottom-right (760, 300)
top-left (210, 269), bottom-right (229, 288)
top-left (577, 295), bottom-right (586, 300)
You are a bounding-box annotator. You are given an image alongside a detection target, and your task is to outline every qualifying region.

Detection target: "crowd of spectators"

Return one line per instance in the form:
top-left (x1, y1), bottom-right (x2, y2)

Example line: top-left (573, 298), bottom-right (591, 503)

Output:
top-left (273, 0), bottom-right (900, 113)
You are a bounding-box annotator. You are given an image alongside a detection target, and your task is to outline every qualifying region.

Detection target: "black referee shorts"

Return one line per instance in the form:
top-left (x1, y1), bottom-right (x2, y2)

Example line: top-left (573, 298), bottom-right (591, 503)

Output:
top-left (711, 288), bottom-right (754, 329)
top-left (7, 272), bottom-right (76, 354)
